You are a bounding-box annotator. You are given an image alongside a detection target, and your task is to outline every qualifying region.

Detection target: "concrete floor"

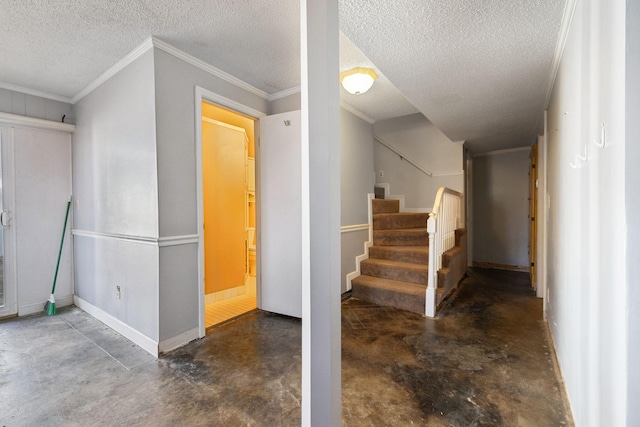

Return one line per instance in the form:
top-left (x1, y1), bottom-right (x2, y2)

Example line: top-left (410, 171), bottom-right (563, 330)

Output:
top-left (0, 268), bottom-right (571, 426)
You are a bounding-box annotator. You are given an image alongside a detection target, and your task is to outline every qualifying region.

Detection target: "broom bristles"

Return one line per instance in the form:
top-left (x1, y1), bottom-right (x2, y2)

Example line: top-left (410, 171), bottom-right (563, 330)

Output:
top-left (44, 294), bottom-right (56, 316)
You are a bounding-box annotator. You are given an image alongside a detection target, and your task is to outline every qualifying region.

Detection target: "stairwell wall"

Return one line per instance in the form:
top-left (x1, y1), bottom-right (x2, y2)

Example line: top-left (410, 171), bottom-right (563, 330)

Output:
top-left (340, 108), bottom-right (374, 293)
top-left (373, 113), bottom-right (463, 209)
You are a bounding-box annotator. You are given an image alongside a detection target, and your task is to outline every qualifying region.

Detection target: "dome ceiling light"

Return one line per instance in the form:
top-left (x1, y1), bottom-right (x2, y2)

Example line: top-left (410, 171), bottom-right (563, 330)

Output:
top-left (340, 67), bottom-right (378, 95)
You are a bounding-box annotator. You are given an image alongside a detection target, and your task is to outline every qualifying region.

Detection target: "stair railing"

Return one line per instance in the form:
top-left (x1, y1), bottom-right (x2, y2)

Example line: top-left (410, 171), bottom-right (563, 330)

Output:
top-left (426, 187), bottom-right (463, 317)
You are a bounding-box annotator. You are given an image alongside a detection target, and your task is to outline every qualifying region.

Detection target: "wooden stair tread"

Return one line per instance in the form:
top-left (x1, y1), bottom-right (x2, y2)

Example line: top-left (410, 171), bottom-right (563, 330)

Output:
top-left (370, 245), bottom-right (428, 253)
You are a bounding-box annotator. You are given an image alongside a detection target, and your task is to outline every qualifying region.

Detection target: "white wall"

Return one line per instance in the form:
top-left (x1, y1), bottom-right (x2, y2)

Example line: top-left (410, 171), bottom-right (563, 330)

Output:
top-left (545, 0), bottom-right (627, 425)
top-left (340, 108), bottom-right (374, 293)
top-left (152, 48), bottom-right (269, 341)
top-left (626, 1), bottom-right (640, 425)
top-left (373, 113), bottom-right (463, 209)
top-left (472, 149), bottom-right (530, 268)
top-left (0, 88), bottom-right (73, 124)
top-left (263, 92), bottom-right (375, 294)
top-left (73, 49), bottom-right (160, 341)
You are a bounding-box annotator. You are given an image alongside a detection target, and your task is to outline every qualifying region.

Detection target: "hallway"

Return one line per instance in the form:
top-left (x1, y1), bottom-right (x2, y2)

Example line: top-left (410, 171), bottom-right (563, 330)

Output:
top-left (0, 268), bottom-right (571, 426)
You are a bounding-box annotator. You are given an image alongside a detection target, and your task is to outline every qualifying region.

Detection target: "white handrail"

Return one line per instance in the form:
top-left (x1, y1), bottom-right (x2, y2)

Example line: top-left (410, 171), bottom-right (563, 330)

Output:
top-left (373, 136), bottom-right (433, 177)
top-left (426, 187), bottom-right (463, 317)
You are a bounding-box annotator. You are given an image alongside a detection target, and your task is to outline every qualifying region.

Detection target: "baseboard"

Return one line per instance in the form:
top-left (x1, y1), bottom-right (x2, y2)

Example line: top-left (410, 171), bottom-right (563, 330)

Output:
top-left (18, 295), bottom-right (74, 316)
top-left (159, 327), bottom-right (199, 354)
top-left (472, 261), bottom-right (529, 272)
top-left (74, 296), bottom-right (159, 358)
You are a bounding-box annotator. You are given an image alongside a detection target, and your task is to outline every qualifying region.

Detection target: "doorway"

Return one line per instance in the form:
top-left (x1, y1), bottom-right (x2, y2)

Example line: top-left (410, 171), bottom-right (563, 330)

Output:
top-left (529, 144), bottom-right (538, 288)
top-left (202, 101), bottom-right (257, 328)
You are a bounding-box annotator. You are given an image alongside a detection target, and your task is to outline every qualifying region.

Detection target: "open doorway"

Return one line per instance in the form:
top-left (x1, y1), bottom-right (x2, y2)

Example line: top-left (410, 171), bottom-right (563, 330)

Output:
top-left (202, 101), bottom-right (257, 328)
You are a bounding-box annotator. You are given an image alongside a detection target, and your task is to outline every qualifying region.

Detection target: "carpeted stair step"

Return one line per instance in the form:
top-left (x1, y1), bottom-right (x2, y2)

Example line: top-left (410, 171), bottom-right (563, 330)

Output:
top-left (361, 258), bottom-right (428, 285)
top-left (373, 228), bottom-right (428, 246)
top-left (372, 199), bottom-right (400, 214)
top-left (373, 212), bottom-right (429, 230)
top-left (369, 245), bottom-right (429, 264)
top-left (351, 275), bottom-right (426, 315)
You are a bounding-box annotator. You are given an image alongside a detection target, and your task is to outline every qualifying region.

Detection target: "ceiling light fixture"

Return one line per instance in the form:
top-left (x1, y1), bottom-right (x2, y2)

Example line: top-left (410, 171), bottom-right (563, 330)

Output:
top-left (340, 67), bottom-right (378, 95)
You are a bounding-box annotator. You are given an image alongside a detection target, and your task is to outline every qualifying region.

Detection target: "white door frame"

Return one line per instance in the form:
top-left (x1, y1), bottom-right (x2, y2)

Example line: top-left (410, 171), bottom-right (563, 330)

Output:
top-left (0, 127), bottom-right (17, 318)
top-left (194, 86), bottom-right (266, 338)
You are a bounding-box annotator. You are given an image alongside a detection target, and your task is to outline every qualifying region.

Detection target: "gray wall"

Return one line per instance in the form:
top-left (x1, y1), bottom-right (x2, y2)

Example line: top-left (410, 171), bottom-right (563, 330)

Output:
top-left (472, 150), bottom-right (530, 268)
top-left (269, 92), bottom-right (301, 115)
top-left (153, 48), bottom-right (269, 341)
top-left (545, 0), bottom-right (627, 424)
top-left (373, 113), bottom-right (463, 209)
top-left (340, 108), bottom-right (374, 292)
top-left (0, 88), bottom-right (73, 123)
top-left (73, 49), bottom-right (160, 340)
top-left (627, 1), bottom-right (640, 425)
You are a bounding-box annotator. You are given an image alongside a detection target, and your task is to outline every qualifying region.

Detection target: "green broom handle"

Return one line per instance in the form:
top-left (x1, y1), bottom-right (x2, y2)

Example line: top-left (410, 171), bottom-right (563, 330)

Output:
top-left (51, 199), bottom-right (71, 294)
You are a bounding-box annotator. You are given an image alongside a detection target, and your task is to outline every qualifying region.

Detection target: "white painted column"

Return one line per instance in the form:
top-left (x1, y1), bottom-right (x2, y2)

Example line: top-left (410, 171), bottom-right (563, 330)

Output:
top-left (300, 0), bottom-right (341, 425)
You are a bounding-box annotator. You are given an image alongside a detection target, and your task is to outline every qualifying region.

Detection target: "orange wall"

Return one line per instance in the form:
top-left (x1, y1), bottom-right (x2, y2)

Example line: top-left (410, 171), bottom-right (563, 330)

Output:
top-left (202, 101), bottom-right (255, 157)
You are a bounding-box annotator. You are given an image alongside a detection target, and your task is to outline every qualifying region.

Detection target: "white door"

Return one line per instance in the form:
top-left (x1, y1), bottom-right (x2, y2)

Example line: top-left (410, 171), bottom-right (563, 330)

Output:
top-left (258, 111), bottom-right (302, 318)
top-left (0, 127), bottom-right (17, 318)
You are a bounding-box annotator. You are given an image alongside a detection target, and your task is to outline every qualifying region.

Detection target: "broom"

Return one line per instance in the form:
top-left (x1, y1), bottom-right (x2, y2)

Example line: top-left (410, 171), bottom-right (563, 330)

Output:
top-left (45, 197), bottom-right (71, 316)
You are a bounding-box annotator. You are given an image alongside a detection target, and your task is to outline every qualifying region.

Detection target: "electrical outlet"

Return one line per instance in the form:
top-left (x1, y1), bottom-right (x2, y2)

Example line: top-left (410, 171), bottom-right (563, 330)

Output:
top-left (378, 170), bottom-right (384, 177)
top-left (76, 199), bottom-right (80, 210)
top-left (116, 285), bottom-right (121, 300)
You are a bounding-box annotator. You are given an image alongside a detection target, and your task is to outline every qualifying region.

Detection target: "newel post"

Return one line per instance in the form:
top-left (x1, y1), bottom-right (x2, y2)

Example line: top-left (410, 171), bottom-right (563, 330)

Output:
top-left (426, 213), bottom-right (437, 317)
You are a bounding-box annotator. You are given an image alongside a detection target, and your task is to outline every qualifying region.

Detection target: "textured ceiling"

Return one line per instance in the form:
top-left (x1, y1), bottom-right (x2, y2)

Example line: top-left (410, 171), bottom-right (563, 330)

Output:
top-left (0, 0), bottom-right (566, 152)
top-left (340, 0), bottom-right (566, 151)
top-left (0, 0), bottom-right (300, 97)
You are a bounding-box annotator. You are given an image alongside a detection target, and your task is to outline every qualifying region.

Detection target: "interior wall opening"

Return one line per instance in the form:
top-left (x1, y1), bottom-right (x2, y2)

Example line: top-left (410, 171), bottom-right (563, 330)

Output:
top-left (201, 101), bottom-right (257, 328)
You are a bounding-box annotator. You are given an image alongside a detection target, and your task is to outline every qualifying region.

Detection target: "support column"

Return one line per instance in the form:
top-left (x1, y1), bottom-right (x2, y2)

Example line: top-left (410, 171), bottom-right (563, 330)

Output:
top-left (300, 0), bottom-right (341, 426)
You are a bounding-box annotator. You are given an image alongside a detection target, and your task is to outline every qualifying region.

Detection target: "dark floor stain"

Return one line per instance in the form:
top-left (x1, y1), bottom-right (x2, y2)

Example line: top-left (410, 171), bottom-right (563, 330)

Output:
top-left (1, 268), bottom-right (571, 426)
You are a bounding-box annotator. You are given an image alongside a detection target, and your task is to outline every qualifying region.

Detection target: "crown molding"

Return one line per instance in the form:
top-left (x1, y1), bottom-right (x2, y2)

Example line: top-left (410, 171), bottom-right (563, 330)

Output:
top-left (0, 81), bottom-right (72, 104)
top-left (340, 101), bottom-right (375, 124)
top-left (71, 37), bottom-right (154, 104)
top-left (268, 86), bottom-right (301, 101)
top-left (71, 36), bottom-right (273, 105)
top-left (543, 0), bottom-right (578, 109)
top-left (151, 37), bottom-right (270, 100)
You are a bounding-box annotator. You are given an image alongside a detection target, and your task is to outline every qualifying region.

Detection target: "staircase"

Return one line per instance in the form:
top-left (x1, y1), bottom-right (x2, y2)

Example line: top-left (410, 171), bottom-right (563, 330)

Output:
top-left (351, 199), bottom-right (430, 314)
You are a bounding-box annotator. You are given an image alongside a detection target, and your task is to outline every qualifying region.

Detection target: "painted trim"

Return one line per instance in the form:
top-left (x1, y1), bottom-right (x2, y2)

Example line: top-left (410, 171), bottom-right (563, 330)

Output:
top-left (340, 224), bottom-right (369, 233)
top-left (72, 38), bottom-right (154, 104)
top-left (74, 296), bottom-right (158, 357)
top-left (340, 101), bottom-right (375, 124)
top-left (159, 327), bottom-right (199, 354)
top-left (344, 194), bottom-right (375, 291)
top-left (472, 261), bottom-right (529, 272)
top-left (72, 229), bottom-right (158, 245)
top-left (152, 37), bottom-right (270, 100)
top-left (18, 295), bottom-right (73, 316)
top-left (473, 146), bottom-right (531, 157)
top-left (431, 170), bottom-right (464, 177)
top-left (0, 112), bottom-right (75, 133)
top-left (0, 81), bottom-right (73, 104)
top-left (158, 235), bottom-right (199, 247)
top-left (195, 85), bottom-right (265, 340)
top-left (543, 0), bottom-right (578, 110)
top-left (269, 86), bottom-right (301, 101)
top-left (199, 87), bottom-right (267, 119)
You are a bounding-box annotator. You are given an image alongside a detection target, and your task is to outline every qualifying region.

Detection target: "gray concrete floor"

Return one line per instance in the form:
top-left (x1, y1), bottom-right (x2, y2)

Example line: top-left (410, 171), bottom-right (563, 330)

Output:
top-left (0, 268), bottom-right (571, 426)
